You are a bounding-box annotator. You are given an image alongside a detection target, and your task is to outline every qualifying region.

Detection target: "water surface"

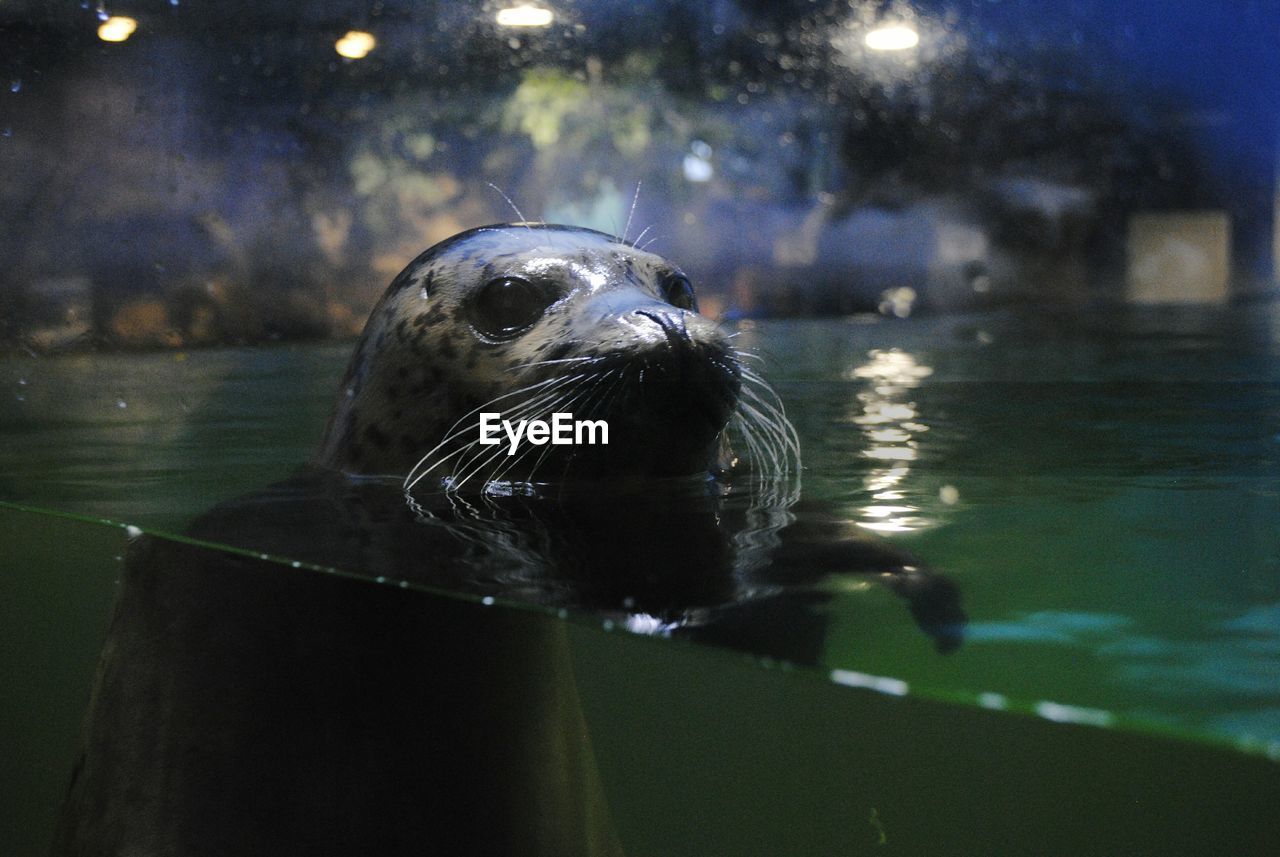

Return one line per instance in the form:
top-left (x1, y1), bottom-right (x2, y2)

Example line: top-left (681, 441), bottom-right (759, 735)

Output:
top-left (3, 307), bottom-right (1280, 752)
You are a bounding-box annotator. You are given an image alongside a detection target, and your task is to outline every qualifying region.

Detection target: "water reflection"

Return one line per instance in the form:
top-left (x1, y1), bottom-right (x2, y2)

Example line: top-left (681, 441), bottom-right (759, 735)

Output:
top-left (845, 347), bottom-right (934, 533)
top-left (177, 471), bottom-right (965, 657)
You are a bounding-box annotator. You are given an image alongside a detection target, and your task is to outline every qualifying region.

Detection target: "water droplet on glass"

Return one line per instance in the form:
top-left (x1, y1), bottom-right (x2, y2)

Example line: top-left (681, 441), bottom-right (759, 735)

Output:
top-left (17, 378), bottom-right (27, 385)
top-left (10, 80), bottom-right (21, 93)
top-left (170, 0), bottom-right (179, 5)
top-left (116, 398), bottom-right (127, 408)
top-left (481, 596), bottom-right (495, 606)
top-left (97, 8), bottom-right (110, 22)
top-left (2, 127), bottom-right (13, 138)
top-left (15, 394), bottom-right (25, 402)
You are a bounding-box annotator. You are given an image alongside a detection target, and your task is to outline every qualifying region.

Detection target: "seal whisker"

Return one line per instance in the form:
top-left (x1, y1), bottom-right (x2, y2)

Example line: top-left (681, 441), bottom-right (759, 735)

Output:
top-left (456, 442), bottom-right (524, 497)
top-left (740, 389), bottom-right (798, 457)
top-left (421, 373), bottom-right (580, 460)
top-left (738, 363), bottom-right (781, 388)
top-left (486, 182), bottom-right (530, 228)
top-left (459, 374), bottom-right (604, 492)
top-left (729, 344), bottom-right (767, 364)
top-left (450, 372), bottom-right (601, 482)
top-left (737, 398), bottom-right (793, 475)
top-left (537, 370), bottom-right (622, 484)
top-left (582, 367), bottom-right (626, 421)
top-left (405, 375), bottom-right (585, 491)
top-left (486, 375), bottom-right (605, 490)
top-left (729, 410), bottom-right (798, 508)
top-left (519, 437), bottom-right (561, 488)
top-left (622, 180), bottom-right (641, 244)
top-left (443, 384), bottom-right (580, 485)
top-left (738, 379), bottom-right (801, 461)
top-left (707, 354), bottom-right (741, 380)
top-left (410, 438), bottom-right (484, 487)
top-left (726, 363), bottom-right (802, 501)
top-left (504, 356), bottom-right (602, 372)
top-left (507, 388), bottom-right (590, 489)
top-left (488, 439), bottom-right (547, 494)
top-left (730, 411), bottom-right (772, 478)
top-left (736, 352), bottom-right (766, 365)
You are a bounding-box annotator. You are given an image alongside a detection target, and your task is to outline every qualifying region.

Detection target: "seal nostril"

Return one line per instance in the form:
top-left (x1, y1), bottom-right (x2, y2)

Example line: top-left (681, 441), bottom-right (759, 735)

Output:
top-left (634, 309), bottom-right (691, 350)
top-left (634, 309), bottom-right (677, 329)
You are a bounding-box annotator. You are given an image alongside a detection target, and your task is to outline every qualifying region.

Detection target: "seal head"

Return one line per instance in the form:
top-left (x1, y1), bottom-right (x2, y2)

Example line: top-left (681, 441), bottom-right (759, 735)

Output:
top-left (315, 224), bottom-right (742, 487)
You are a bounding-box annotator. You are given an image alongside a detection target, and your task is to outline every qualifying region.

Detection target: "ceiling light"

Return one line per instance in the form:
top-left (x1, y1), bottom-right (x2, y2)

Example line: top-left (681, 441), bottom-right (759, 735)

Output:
top-left (865, 24), bottom-right (919, 51)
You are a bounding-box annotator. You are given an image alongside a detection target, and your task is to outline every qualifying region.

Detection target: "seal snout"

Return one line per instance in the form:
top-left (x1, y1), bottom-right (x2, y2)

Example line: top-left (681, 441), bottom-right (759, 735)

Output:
top-left (633, 308), bottom-right (691, 348)
top-left (619, 307), bottom-right (740, 438)
top-left (629, 307), bottom-right (736, 386)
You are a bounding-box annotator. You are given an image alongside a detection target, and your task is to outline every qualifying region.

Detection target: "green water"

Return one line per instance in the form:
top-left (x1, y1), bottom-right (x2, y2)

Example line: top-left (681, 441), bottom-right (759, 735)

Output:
top-left (4, 507), bottom-right (1279, 855)
top-left (757, 310), bottom-right (1280, 749)
top-left (0, 344), bottom-right (345, 529)
top-left (1, 510), bottom-right (122, 855)
top-left (3, 308), bottom-right (1280, 852)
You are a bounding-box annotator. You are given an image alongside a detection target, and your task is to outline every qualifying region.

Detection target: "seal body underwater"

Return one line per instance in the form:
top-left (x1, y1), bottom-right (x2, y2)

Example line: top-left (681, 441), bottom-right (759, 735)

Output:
top-left (314, 223), bottom-right (765, 488)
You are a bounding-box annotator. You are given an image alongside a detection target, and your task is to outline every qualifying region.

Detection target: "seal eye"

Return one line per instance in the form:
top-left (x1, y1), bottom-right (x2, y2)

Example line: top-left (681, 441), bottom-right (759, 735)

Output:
top-left (662, 275), bottom-right (697, 311)
top-left (470, 276), bottom-right (555, 339)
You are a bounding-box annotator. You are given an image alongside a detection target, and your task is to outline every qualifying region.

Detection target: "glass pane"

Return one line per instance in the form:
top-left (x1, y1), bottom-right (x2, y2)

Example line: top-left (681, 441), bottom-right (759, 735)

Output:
top-left (6, 504), bottom-right (1278, 854)
top-left (3, 2), bottom-right (1279, 852)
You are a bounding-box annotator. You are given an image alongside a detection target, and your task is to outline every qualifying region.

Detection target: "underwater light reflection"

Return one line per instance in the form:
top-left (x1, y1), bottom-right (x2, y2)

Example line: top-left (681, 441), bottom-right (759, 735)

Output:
top-left (847, 349), bottom-right (935, 533)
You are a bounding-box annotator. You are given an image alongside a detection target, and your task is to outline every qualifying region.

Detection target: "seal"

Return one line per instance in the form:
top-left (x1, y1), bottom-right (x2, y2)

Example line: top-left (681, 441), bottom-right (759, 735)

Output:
top-left (314, 223), bottom-right (796, 492)
top-left (53, 227), bottom-right (967, 857)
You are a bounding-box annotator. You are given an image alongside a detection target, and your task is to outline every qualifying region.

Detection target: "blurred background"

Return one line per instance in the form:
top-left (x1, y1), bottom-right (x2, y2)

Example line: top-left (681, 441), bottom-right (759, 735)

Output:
top-left (1, 0), bottom-right (1276, 349)
top-left (5, 9), bottom-right (1280, 850)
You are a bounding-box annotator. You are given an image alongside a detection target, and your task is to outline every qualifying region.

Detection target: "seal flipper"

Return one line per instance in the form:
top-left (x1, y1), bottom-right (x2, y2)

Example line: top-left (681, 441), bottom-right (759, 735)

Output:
top-left (766, 510), bottom-right (968, 655)
top-left (879, 567), bottom-right (967, 654)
